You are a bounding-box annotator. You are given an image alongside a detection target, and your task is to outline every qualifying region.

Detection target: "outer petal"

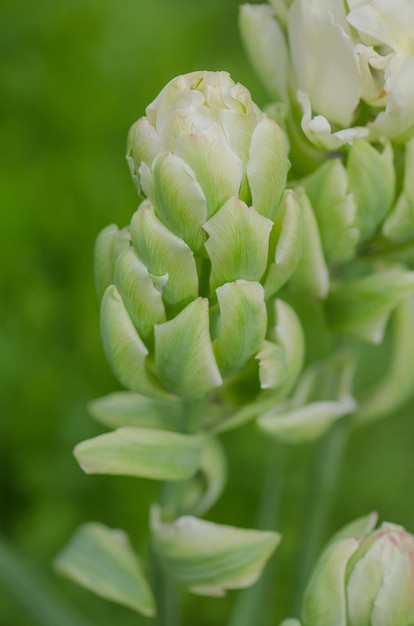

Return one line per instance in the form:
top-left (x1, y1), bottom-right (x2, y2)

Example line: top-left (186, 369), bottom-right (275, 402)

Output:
top-left (289, 1), bottom-right (361, 126)
top-left (239, 4), bottom-right (289, 101)
top-left (347, 1), bottom-right (414, 54)
top-left (247, 116), bottom-right (289, 219)
top-left (100, 286), bottom-right (164, 397)
top-left (152, 151), bottom-right (207, 252)
top-left (214, 280), bottom-right (267, 374)
top-left (130, 201), bottom-right (198, 311)
top-left (204, 197), bottom-right (273, 291)
top-left (154, 298), bottom-right (222, 398)
top-left (302, 538), bottom-right (359, 626)
top-left (174, 123), bottom-right (243, 218)
top-left (297, 91), bottom-right (368, 150)
top-left (114, 247), bottom-right (166, 343)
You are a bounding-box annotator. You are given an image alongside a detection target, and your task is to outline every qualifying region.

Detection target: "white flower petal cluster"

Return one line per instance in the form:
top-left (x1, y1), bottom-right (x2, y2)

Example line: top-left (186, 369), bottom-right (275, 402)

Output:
top-left (240, 0), bottom-right (414, 148)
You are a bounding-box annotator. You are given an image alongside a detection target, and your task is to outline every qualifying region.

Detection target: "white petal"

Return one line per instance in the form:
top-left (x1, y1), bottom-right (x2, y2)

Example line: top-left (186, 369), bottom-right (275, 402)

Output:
top-left (297, 90), bottom-right (368, 150)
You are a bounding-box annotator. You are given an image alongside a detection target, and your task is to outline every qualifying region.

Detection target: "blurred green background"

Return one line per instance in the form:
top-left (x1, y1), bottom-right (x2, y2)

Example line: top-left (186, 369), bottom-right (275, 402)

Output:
top-left (1, 0), bottom-right (414, 624)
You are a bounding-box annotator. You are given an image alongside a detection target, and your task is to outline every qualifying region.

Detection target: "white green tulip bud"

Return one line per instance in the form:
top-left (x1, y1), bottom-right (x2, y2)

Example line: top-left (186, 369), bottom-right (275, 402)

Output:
top-left (294, 513), bottom-right (414, 626)
top-left (240, 1), bottom-right (414, 149)
top-left (95, 71), bottom-right (303, 404)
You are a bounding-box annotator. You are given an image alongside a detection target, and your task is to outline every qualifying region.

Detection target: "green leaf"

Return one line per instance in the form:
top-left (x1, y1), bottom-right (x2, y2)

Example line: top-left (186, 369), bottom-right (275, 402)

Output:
top-left (152, 151), bottom-right (207, 252)
top-left (258, 349), bottom-right (356, 444)
top-left (88, 391), bottom-right (182, 431)
top-left (258, 398), bottom-right (355, 444)
top-left (347, 139), bottom-right (395, 243)
top-left (130, 201), bottom-right (198, 310)
top-left (154, 298), bottom-right (222, 398)
top-left (327, 269), bottom-right (414, 343)
top-left (247, 117), bottom-right (288, 219)
top-left (204, 197), bottom-right (273, 291)
top-left (152, 508), bottom-right (280, 596)
top-left (100, 286), bottom-right (165, 397)
top-left (264, 189), bottom-right (303, 297)
top-left (214, 280), bottom-right (267, 374)
top-left (55, 523), bottom-right (155, 617)
top-left (383, 137), bottom-right (414, 243)
top-left (114, 247), bottom-right (166, 343)
top-left (354, 295), bottom-right (414, 425)
top-left (74, 427), bottom-right (204, 480)
top-left (290, 189), bottom-right (329, 298)
top-left (175, 124), bottom-right (243, 218)
top-left (302, 538), bottom-right (359, 626)
top-left (302, 159), bottom-right (359, 263)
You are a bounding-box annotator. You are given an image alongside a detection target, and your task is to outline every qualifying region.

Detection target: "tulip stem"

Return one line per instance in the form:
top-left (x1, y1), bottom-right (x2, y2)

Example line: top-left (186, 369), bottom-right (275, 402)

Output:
top-left (154, 398), bottom-right (206, 625)
top-left (228, 439), bottom-right (288, 626)
top-left (291, 418), bottom-right (350, 616)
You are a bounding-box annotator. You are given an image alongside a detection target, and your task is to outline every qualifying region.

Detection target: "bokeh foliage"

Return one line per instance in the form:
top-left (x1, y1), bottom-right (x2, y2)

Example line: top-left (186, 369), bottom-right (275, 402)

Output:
top-left (1, 0), bottom-right (414, 624)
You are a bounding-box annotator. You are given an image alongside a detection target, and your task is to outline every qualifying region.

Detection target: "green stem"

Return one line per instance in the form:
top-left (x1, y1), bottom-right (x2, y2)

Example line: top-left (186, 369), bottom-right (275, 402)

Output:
top-left (153, 397), bottom-right (206, 625)
top-left (291, 418), bottom-right (350, 616)
top-left (0, 534), bottom-right (92, 626)
top-left (228, 440), bottom-right (288, 626)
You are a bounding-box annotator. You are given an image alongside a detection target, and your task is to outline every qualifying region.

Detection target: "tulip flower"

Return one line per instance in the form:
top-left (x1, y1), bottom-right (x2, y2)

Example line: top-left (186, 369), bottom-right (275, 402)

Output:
top-left (240, 0), bottom-right (414, 149)
top-left (95, 71), bottom-right (304, 406)
top-left (281, 513), bottom-right (414, 626)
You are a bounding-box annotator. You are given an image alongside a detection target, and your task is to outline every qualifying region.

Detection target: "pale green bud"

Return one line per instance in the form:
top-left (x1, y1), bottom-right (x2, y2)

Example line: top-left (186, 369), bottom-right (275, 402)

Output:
top-left (96, 72), bottom-right (302, 402)
top-left (297, 514), bottom-right (414, 626)
top-left (383, 137), bottom-right (414, 243)
top-left (127, 71), bottom-right (288, 223)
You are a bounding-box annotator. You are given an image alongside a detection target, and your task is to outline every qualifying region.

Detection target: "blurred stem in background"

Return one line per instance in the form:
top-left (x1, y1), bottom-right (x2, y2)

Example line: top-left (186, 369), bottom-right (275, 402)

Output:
top-left (228, 440), bottom-right (288, 626)
top-left (0, 534), bottom-right (92, 626)
top-left (290, 418), bottom-right (351, 616)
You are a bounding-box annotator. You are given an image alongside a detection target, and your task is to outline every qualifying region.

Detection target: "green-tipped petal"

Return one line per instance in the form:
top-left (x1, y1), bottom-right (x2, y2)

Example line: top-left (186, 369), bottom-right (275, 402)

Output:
top-left (271, 299), bottom-right (305, 393)
top-left (152, 508), bottom-right (280, 596)
top-left (88, 392), bottom-right (181, 431)
top-left (247, 117), bottom-right (289, 219)
top-left (264, 190), bottom-right (303, 297)
top-left (114, 247), bottom-right (166, 342)
top-left (290, 189), bottom-right (329, 298)
top-left (175, 124), bottom-right (243, 218)
top-left (255, 340), bottom-right (288, 390)
top-left (239, 4), bottom-right (288, 102)
top-left (94, 224), bottom-right (119, 300)
top-left (152, 151), bottom-right (207, 252)
top-left (327, 269), bottom-right (414, 343)
top-left (214, 280), bottom-right (267, 374)
top-left (100, 285), bottom-right (164, 397)
top-left (204, 197), bottom-right (273, 291)
top-left (130, 202), bottom-right (198, 310)
top-left (326, 512), bottom-right (379, 551)
top-left (74, 427), bottom-right (204, 481)
top-left (302, 159), bottom-right (359, 263)
top-left (55, 523), bottom-right (155, 617)
top-left (302, 538), bottom-right (359, 626)
top-left (127, 117), bottom-right (163, 192)
top-left (154, 298), bottom-right (222, 398)
top-left (347, 140), bottom-right (395, 243)
top-left (94, 225), bottom-right (131, 300)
